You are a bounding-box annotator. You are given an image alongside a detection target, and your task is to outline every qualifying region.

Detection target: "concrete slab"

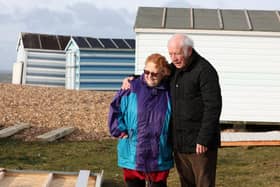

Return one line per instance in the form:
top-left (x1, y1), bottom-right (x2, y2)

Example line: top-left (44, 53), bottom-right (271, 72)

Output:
top-left (37, 127), bottom-right (75, 142)
top-left (0, 123), bottom-right (30, 138)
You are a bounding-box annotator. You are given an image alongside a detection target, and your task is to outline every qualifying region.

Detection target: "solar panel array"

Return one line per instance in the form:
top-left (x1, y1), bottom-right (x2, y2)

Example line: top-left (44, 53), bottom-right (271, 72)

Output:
top-left (72, 37), bottom-right (135, 49)
top-left (21, 33), bottom-right (135, 50)
top-left (135, 7), bottom-right (280, 32)
top-left (22, 33), bottom-right (70, 50)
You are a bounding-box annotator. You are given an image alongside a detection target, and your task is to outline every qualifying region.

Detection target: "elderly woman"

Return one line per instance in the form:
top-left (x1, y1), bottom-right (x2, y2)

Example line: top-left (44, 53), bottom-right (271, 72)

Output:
top-left (108, 53), bottom-right (173, 187)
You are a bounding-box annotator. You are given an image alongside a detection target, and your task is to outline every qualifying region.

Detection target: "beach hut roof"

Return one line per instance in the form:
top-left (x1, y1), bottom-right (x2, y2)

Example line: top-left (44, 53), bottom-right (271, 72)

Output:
top-left (135, 7), bottom-right (280, 32)
top-left (71, 36), bottom-right (135, 49)
top-left (20, 32), bottom-right (70, 50)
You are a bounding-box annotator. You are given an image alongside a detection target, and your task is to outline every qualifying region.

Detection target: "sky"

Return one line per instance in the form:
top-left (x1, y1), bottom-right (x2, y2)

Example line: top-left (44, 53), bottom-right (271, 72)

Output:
top-left (0, 0), bottom-right (280, 72)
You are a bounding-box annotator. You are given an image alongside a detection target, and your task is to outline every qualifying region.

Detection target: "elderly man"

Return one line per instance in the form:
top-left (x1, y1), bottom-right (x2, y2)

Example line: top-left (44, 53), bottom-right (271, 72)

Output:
top-left (168, 34), bottom-right (222, 187)
top-left (122, 34), bottom-right (222, 187)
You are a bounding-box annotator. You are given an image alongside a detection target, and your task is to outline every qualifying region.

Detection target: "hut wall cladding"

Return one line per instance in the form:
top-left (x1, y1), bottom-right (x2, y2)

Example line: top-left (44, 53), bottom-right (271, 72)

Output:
top-left (0, 83), bottom-right (115, 141)
top-left (76, 50), bottom-right (135, 90)
top-left (24, 50), bottom-right (66, 87)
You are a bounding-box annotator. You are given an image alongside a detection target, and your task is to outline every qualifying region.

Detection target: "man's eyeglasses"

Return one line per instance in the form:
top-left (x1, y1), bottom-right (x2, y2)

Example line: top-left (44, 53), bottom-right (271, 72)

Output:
top-left (144, 70), bottom-right (160, 77)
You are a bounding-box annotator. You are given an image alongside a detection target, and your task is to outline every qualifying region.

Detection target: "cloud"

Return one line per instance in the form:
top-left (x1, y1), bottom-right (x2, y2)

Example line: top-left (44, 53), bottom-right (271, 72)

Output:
top-left (163, 0), bottom-right (196, 8)
top-left (66, 2), bottom-right (135, 38)
top-left (0, 2), bottom-right (136, 71)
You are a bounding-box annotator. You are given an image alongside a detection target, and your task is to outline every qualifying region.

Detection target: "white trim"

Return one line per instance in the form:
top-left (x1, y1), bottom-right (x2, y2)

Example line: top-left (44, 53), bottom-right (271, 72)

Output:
top-left (276, 11), bottom-right (280, 23)
top-left (27, 76), bottom-right (65, 81)
top-left (110, 39), bottom-right (119, 48)
top-left (78, 47), bottom-right (134, 51)
top-left (80, 87), bottom-right (120, 91)
top-left (16, 33), bottom-right (23, 51)
top-left (134, 28), bottom-right (280, 37)
top-left (27, 67), bottom-right (65, 73)
top-left (123, 39), bottom-right (132, 49)
top-left (80, 79), bottom-right (122, 83)
top-left (65, 38), bottom-right (79, 51)
top-left (80, 70), bottom-right (133, 74)
top-left (56, 35), bottom-right (62, 50)
top-left (244, 10), bottom-right (253, 30)
top-left (217, 9), bottom-right (223, 29)
top-left (79, 62), bottom-right (134, 66)
top-left (84, 37), bottom-right (93, 48)
top-left (190, 8), bottom-right (194, 29)
top-left (28, 59), bottom-right (66, 64)
top-left (38, 34), bottom-right (43, 49)
top-left (162, 8), bottom-right (167, 28)
top-left (26, 49), bottom-right (66, 53)
top-left (79, 53), bottom-right (134, 58)
top-left (97, 38), bottom-right (105, 48)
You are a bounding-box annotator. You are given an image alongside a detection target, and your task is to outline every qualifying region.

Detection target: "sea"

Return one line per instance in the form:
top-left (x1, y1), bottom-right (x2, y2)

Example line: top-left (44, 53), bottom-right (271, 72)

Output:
top-left (0, 71), bottom-right (12, 83)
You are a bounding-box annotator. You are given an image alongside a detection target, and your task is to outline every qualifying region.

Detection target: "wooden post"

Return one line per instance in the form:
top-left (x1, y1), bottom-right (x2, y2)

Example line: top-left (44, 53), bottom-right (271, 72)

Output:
top-left (42, 173), bottom-right (53, 187)
top-left (75, 170), bottom-right (90, 187)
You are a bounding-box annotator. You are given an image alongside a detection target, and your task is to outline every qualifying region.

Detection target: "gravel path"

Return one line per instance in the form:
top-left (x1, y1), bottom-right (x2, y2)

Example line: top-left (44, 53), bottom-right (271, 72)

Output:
top-left (0, 83), bottom-right (116, 141)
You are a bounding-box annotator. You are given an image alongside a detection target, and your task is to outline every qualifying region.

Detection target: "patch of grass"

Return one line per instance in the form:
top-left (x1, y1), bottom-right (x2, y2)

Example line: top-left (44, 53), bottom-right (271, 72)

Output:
top-left (0, 139), bottom-right (279, 186)
top-left (217, 147), bottom-right (280, 187)
top-left (0, 139), bottom-right (122, 186)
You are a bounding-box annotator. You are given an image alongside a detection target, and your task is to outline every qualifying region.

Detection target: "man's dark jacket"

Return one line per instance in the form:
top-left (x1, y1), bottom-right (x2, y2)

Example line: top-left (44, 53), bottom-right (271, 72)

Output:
top-left (170, 49), bottom-right (222, 153)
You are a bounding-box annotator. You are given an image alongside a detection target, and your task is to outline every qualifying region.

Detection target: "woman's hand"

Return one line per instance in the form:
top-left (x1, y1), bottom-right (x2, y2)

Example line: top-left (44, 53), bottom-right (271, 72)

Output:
top-left (119, 132), bottom-right (128, 139)
top-left (121, 77), bottom-right (134, 90)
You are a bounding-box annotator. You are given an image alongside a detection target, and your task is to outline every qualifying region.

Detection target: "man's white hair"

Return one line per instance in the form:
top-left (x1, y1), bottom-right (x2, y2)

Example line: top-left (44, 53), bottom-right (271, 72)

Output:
top-left (183, 36), bottom-right (194, 48)
top-left (168, 34), bottom-right (194, 57)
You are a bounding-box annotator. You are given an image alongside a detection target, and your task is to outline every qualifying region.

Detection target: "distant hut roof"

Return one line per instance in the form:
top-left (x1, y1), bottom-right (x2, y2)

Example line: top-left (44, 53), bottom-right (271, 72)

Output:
top-left (19, 32), bottom-right (135, 51)
top-left (20, 32), bottom-right (70, 50)
top-left (135, 7), bottom-right (280, 32)
top-left (72, 37), bottom-right (135, 49)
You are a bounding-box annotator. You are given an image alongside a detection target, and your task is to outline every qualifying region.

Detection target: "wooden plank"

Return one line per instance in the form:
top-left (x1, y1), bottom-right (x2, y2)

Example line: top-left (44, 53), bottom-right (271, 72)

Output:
top-left (0, 169), bottom-right (102, 187)
top-left (75, 170), bottom-right (90, 187)
top-left (221, 131), bottom-right (280, 142)
top-left (95, 170), bottom-right (103, 187)
top-left (37, 127), bottom-right (75, 142)
top-left (0, 173), bottom-right (49, 187)
top-left (0, 172), bottom-right (5, 181)
top-left (50, 175), bottom-right (78, 187)
top-left (0, 123), bottom-right (30, 138)
top-left (222, 141), bottom-right (280, 147)
top-left (0, 167), bottom-right (5, 181)
top-left (42, 173), bottom-right (53, 187)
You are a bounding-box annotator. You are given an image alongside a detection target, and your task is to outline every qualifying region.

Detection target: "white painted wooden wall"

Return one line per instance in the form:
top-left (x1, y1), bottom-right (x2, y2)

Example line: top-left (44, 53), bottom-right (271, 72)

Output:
top-left (135, 31), bottom-right (280, 123)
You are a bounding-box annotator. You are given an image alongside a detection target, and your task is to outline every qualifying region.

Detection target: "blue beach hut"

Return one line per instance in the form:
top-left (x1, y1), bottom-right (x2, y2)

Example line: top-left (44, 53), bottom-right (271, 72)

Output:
top-left (65, 36), bottom-right (135, 90)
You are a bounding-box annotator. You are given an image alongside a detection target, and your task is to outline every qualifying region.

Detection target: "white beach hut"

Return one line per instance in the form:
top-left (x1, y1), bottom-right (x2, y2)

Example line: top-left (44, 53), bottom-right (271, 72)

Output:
top-left (134, 7), bottom-right (280, 124)
top-left (14, 32), bottom-right (70, 87)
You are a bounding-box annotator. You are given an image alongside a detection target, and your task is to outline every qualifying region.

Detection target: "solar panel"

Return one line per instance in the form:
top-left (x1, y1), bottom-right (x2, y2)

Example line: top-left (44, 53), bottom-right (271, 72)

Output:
top-left (99, 38), bottom-right (116, 48)
top-left (40, 34), bottom-right (60, 50)
top-left (73, 37), bottom-right (90, 48)
top-left (124, 39), bottom-right (135, 49)
top-left (86, 37), bottom-right (103, 48)
top-left (58, 36), bottom-right (71, 50)
top-left (22, 33), bottom-right (41, 49)
top-left (112, 39), bottom-right (130, 49)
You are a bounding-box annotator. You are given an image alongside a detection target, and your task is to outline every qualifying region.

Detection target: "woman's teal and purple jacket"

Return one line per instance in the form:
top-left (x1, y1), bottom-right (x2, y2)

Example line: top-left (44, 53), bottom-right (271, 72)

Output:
top-left (108, 75), bottom-right (173, 172)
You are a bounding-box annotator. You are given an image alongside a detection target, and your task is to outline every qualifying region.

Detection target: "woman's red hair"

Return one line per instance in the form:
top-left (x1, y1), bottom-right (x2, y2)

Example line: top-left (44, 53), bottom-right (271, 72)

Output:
top-left (145, 53), bottom-right (171, 76)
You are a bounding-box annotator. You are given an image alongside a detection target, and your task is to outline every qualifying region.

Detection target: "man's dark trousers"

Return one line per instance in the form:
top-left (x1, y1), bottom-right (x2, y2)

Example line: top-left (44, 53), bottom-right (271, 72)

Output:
top-left (174, 149), bottom-right (218, 187)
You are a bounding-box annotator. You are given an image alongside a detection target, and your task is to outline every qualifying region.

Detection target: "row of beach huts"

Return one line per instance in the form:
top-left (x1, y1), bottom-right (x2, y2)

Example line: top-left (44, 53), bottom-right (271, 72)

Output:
top-left (12, 7), bottom-right (280, 124)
